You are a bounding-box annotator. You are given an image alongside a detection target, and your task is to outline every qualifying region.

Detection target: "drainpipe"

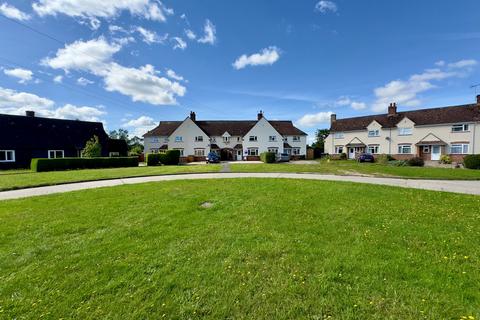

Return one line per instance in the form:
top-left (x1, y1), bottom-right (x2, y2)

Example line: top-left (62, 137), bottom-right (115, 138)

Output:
top-left (473, 123), bottom-right (476, 154)
top-left (389, 128), bottom-right (392, 154)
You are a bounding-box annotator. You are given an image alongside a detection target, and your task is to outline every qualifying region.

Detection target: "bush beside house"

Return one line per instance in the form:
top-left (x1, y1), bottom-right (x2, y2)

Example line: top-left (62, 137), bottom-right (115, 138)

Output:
top-left (260, 152), bottom-right (276, 163)
top-left (31, 157), bottom-right (139, 172)
top-left (463, 155), bottom-right (480, 169)
top-left (146, 150), bottom-right (181, 166)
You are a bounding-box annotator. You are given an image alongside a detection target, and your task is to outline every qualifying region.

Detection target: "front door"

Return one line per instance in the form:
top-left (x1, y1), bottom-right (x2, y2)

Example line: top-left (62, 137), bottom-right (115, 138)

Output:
top-left (348, 147), bottom-right (355, 159)
top-left (236, 149), bottom-right (243, 161)
top-left (431, 145), bottom-right (441, 161)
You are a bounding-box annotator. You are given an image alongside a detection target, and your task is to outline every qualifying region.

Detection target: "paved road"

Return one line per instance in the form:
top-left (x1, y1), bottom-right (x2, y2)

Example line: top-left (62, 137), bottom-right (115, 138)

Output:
top-left (1, 173), bottom-right (480, 200)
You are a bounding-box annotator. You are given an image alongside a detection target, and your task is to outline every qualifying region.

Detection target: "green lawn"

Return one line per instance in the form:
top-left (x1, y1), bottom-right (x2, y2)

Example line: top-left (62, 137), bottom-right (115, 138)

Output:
top-left (0, 179), bottom-right (479, 319)
top-left (231, 160), bottom-right (480, 180)
top-left (0, 165), bottom-right (221, 191)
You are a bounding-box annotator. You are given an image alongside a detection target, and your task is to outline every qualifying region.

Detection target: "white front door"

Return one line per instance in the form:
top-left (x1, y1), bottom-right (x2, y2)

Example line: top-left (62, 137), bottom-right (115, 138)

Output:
top-left (431, 145), bottom-right (441, 161)
top-left (236, 149), bottom-right (243, 161)
top-left (348, 148), bottom-right (355, 159)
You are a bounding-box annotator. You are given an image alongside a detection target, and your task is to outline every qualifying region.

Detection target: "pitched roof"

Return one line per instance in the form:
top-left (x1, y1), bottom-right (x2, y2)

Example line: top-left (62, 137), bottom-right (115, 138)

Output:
top-left (331, 103), bottom-right (480, 132)
top-left (144, 119), bottom-right (307, 137)
top-left (0, 113), bottom-right (109, 149)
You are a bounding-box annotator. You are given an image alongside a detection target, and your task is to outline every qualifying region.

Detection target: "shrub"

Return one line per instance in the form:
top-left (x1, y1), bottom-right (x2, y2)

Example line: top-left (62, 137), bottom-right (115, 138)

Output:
top-left (463, 155), bottom-right (480, 169)
top-left (260, 152), bottom-right (276, 163)
top-left (146, 153), bottom-right (162, 166)
top-left (407, 157), bottom-right (424, 167)
top-left (388, 160), bottom-right (408, 167)
top-left (31, 157), bottom-right (138, 172)
top-left (376, 154), bottom-right (394, 164)
top-left (339, 153), bottom-right (347, 160)
top-left (81, 135), bottom-right (102, 158)
top-left (164, 150), bottom-right (181, 165)
top-left (439, 155), bottom-right (452, 164)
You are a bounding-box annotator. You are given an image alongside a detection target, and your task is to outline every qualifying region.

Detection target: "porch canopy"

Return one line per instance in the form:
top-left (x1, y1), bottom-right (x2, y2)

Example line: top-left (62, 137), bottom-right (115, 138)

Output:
top-left (284, 142), bottom-right (292, 148)
top-left (345, 137), bottom-right (366, 148)
top-left (159, 144), bottom-right (168, 150)
top-left (415, 133), bottom-right (447, 146)
top-left (233, 144), bottom-right (243, 149)
top-left (210, 144), bottom-right (219, 149)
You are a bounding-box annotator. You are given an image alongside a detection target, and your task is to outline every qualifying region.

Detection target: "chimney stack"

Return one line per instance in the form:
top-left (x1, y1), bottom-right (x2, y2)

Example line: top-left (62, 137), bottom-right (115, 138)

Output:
top-left (387, 102), bottom-right (397, 117)
top-left (476, 94), bottom-right (480, 105)
top-left (25, 110), bottom-right (35, 117)
top-left (189, 111), bottom-right (196, 122)
top-left (330, 113), bottom-right (337, 124)
top-left (257, 110), bottom-right (264, 120)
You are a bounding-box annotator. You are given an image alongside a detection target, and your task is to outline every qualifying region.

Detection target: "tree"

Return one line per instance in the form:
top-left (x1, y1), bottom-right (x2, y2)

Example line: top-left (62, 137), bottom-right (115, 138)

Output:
top-left (109, 129), bottom-right (129, 141)
top-left (82, 135), bottom-right (102, 157)
top-left (109, 128), bottom-right (144, 154)
top-left (311, 129), bottom-right (330, 152)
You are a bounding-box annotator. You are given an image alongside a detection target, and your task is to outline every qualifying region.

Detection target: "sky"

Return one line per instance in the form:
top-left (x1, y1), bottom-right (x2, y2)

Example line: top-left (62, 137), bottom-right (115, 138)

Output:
top-left (0, 0), bottom-right (480, 142)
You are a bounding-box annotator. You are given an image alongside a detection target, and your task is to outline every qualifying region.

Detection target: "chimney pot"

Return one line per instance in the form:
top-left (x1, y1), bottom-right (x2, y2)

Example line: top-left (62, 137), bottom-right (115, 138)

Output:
top-left (330, 113), bottom-right (337, 124)
top-left (25, 110), bottom-right (35, 117)
top-left (257, 110), bottom-right (264, 121)
top-left (388, 102), bottom-right (397, 117)
top-left (189, 111), bottom-right (196, 122)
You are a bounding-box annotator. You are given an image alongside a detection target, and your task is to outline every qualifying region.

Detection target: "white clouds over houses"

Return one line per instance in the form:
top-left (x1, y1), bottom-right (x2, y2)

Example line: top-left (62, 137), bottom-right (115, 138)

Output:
top-left (53, 104), bottom-right (106, 122)
top-left (297, 111), bottom-right (333, 127)
top-left (197, 19), bottom-right (216, 44)
top-left (315, 1), bottom-right (337, 13)
top-left (0, 2), bottom-right (31, 21)
top-left (166, 69), bottom-right (185, 82)
top-left (3, 68), bottom-right (34, 83)
top-left (335, 97), bottom-right (367, 110)
top-left (233, 46), bottom-right (281, 70)
top-left (122, 115), bottom-right (157, 136)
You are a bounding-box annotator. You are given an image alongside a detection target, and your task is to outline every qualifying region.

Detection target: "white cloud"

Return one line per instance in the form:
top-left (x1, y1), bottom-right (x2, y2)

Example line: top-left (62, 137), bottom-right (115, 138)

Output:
top-left (3, 68), bottom-right (33, 83)
top-left (41, 37), bottom-right (121, 73)
top-left (434, 60), bottom-right (445, 67)
top-left (0, 3), bottom-right (31, 21)
top-left (123, 115), bottom-right (157, 136)
top-left (233, 46), bottom-right (281, 70)
top-left (184, 29), bottom-right (196, 40)
top-left (135, 26), bottom-right (167, 44)
top-left (172, 37), bottom-right (187, 50)
top-left (53, 75), bottom-right (63, 83)
top-left (372, 60), bottom-right (477, 112)
top-left (77, 77), bottom-right (94, 86)
top-left (297, 111), bottom-right (333, 127)
top-left (53, 104), bottom-right (106, 122)
top-left (103, 63), bottom-right (186, 105)
top-left (197, 19), bottom-right (216, 44)
top-left (166, 69), bottom-right (185, 81)
top-left (109, 25), bottom-right (127, 34)
top-left (32, 0), bottom-right (173, 29)
top-left (335, 96), bottom-right (351, 106)
top-left (335, 96), bottom-right (366, 110)
top-left (315, 1), bottom-right (337, 13)
top-left (351, 101), bottom-right (367, 110)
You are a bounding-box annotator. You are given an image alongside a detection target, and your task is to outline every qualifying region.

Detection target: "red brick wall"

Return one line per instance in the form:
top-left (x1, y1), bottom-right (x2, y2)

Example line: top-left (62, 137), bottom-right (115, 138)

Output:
top-left (246, 156), bottom-right (260, 161)
top-left (448, 154), bottom-right (466, 162)
top-left (392, 154), bottom-right (414, 160)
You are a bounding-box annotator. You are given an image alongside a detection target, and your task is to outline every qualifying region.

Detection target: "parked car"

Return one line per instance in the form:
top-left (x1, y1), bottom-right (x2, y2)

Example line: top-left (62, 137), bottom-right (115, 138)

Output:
top-left (276, 153), bottom-right (290, 162)
top-left (206, 152), bottom-right (220, 163)
top-left (357, 153), bottom-right (375, 163)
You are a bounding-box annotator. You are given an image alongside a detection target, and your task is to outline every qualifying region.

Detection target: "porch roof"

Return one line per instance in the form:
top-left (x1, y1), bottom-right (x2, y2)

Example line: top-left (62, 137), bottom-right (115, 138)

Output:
top-left (415, 141), bottom-right (447, 146)
top-left (159, 144), bottom-right (168, 150)
top-left (284, 142), bottom-right (292, 148)
top-left (210, 144), bottom-right (219, 149)
top-left (233, 144), bottom-right (243, 149)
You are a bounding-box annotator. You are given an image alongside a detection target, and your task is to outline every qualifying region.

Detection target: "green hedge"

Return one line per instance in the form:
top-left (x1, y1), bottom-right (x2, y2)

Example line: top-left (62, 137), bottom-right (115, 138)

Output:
top-left (31, 157), bottom-right (139, 172)
top-left (407, 157), bottom-right (424, 167)
top-left (260, 152), bottom-right (276, 163)
top-left (463, 154), bottom-right (480, 169)
top-left (146, 150), bottom-right (181, 166)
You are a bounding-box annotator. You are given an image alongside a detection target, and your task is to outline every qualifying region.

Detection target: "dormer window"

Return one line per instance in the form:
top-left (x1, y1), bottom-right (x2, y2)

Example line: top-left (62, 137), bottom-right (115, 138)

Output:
top-left (452, 124), bottom-right (469, 132)
top-left (195, 136), bottom-right (203, 142)
top-left (398, 128), bottom-right (412, 136)
top-left (223, 136), bottom-right (230, 142)
top-left (269, 136), bottom-right (277, 142)
top-left (292, 136), bottom-right (300, 142)
top-left (368, 130), bottom-right (379, 137)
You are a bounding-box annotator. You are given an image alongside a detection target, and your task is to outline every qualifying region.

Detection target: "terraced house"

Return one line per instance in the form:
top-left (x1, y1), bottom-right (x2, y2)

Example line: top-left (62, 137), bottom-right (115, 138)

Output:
top-left (144, 111), bottom-right (307, 161)
top-left (325, 95), bottom-right (480, 162)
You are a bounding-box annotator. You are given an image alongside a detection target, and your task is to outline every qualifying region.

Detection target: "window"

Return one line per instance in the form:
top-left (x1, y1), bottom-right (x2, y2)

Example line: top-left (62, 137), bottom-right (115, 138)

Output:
top-left (450, 144), bottom-right (469, 154)
top-left (367, 145), bottom-right (379, 154)
top-left (368, 130), bottom-right (380, 137)
top-left (452, 124), bottom-right (469, 132)
top-left (334, 132), bottom-right (344, 139)
top-left (194, 148), bottom-right (205, 156)
top-left (285, 148), bottom-right (292, 155)
top-left (293, 136), bottom-right (301, 142)
top-left (151, 137), bottom-right (159, 143)
top-left (422, 146), bottom-right (430, 153)
top-left (210, 137), bottom-right (216, 142)
top-left (0, 150), bottom-right (15, 162)
top-left (398, 128), bottom-right (412, 136)
top-left (175, 136), bottom-right (183, 142)
top-left (269, 136), bottom-right (277, 142)
top-left (223, 136), bottom-right (230, 143)
top-left (268, 147), bottom-right (278, 154)
top-left (109, 152), bottom-right (120, 157)
top-left (335, 146), bottom-right (344, 154)
top-left (195, 136), bottom-right (203, 142)
top-left (397, 144), bottom-right (412, 154)
top-left (247, 148), bottom-right (259, 156)
top-left (249, 136), bottom-right (257, 142)
top-left (48, 150), bottom-right (64, 159)
top-left (163, 137), bottom-right (169, 143)
top-left (174, 148), bottom-right (184, 156)
top-left (237, 137), bottom-right (242, 142)
top-left (292, 148), bottom-right (301, 155)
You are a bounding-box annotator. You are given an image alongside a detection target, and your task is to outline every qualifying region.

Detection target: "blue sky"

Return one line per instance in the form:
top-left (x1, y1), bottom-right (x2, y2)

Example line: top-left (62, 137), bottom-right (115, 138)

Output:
top-left (0, 0), bottom-right (479, 141)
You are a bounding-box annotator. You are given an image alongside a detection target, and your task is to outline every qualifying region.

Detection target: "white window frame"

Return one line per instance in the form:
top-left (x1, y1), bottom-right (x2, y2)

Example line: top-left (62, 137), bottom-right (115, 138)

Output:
top-left (210, 137), bottom-right (216, 142)
top-left (0, 150), bottom-right (15, 162)
top-left (397, 144), bottom-right (412, 154)
top-left (194, 148), bottom-right (205, 156)
top-left (109, 152), bottom-right (120, 157)
top-left (398, 128), bottom-right (412, 136)
top-left (335, 146), bottom-right (344, 154)
top-left (367, 145), bottom-right (379, 154)
top-left (195, 136), bottom-right (203, 142)
top-left (175, 136), bottom-right (183, 142)
top-left (223, 136), bottom-right (230, 143)
top-left (151, 137), bottom-right (159, 143)
top-left (422, 146), bottom-right (430, 153)
top-left (293, 136), bottom-right (301, 142)
top-left (451, 124), bottom-right (469, 132)
top-left (292, 148), bottom-right (301, 155)
top-left (334, 132), bottom-right (344, 139)
top-left (48, 150), bottom-right (64, 159)
top-left (247, 148), bottom-right (259, 156)
top-left (174, 148), bottom-right (184, 156)
top-left (269, 136), bottom-right (277, 142)
top-left (368, 130), bottom-right (380, 137)
top-left (249, 136), bottom-right (258, 142)
top-left (267, 147), bottom-right (278, 154)
top-left (450, 144), bottom-right (469, 154)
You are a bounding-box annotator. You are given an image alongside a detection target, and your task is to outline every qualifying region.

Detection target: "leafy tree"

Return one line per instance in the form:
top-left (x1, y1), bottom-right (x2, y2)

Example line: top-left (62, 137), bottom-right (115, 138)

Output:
top-left (311, 129), bottom-right (330, 152)
top-left (109, 129), bottom-right (129, 141)
top-left (109, 128), bottom-right (144, 153)
top-left (82, 135), bottom-right (102, 158)
top-left (129, 144), bottom-right (144, 155)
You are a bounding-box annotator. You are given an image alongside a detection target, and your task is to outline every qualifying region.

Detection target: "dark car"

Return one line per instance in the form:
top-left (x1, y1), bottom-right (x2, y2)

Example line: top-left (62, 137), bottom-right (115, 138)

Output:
top-left (206, 152), bottom-right (220, 163)
top-left (357, 153), bottom-right (375, 163)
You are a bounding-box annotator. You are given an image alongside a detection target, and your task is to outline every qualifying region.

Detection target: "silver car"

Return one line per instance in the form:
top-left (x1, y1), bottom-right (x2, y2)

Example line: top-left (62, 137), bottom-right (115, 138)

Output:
top-left (276, 153), bottom-right (290, 162)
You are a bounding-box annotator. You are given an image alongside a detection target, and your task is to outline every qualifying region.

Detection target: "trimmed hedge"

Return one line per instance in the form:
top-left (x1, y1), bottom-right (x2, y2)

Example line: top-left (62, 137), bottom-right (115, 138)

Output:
top-left (146, 150), bottom-right (181, 166)
top-left (407, 157), bottom-right (424, 167)
top-left (260, 152), bottom-right (276, 163)
top-left (31, 157), bottom-right (139, 172)
top-left (463, 154), bottom-right (480, 169)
